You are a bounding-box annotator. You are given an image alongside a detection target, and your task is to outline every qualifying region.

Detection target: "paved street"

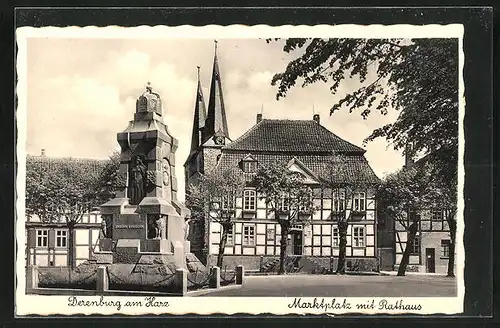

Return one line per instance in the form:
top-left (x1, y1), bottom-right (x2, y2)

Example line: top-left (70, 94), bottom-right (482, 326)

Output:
top-left (201, 274), bottom-right (457, 297)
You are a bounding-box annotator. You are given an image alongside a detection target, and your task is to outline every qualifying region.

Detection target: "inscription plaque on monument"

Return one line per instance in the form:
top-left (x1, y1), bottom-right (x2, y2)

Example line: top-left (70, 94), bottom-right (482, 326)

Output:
top-left (112, 214), bottom-right (147, 240)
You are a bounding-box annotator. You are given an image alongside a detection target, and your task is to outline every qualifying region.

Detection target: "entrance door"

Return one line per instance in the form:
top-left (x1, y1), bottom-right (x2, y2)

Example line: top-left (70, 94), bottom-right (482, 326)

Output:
top-left (292, 232), bottom-right (303, 255)
top-left (425, 248), bottom-right (435, 273)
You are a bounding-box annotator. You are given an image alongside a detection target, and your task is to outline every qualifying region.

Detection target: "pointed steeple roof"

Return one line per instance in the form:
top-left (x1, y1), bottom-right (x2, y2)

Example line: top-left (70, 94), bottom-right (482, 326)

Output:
top-left (189, 66), bottom-right (207, 153)
top-left (203, 40), bottom-right (230, 144)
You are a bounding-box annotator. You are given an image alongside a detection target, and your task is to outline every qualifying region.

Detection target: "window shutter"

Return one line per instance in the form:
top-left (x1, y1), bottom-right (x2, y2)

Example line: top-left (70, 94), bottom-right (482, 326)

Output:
top-left (48, 229), bottom-right (56, 248)
top-left (27, 228), bottom-right (36, 247)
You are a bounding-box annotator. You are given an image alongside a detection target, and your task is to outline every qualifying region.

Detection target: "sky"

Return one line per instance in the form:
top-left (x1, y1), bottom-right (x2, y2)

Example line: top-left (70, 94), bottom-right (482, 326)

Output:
top-left (25, 37), bottom-right (404, 201)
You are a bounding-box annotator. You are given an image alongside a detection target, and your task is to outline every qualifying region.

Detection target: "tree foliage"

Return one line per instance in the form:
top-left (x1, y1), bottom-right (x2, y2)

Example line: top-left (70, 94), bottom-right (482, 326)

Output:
top-left (26, 157), bottom-right (103, 222)
top-left (270, 38), bottom-right (458, 181)
top-left (185, 168), bottom-right (245, 267)
top-left (96, 151), bottom-right (121, 204)
top-left (319, 153), bottom-right (378, 273)
top-left (254, 160), bottom-right (316, 274)
top-left (377, 161), bottom-right (438, 276)
top-left (254, 160), bottom-right (315, 222)
top-left (25, 155), bottom-right (119, 269)
top-left (186, 168), bottom-right (245, 225)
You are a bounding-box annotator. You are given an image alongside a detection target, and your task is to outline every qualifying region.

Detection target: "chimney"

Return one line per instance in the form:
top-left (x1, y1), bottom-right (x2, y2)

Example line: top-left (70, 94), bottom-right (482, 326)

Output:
top-left (256, 113), bottom-right (263, 124)
top-left (313, 114), bottom-right (320, 124)
top-left (41, 149), bottom-right (46, 157)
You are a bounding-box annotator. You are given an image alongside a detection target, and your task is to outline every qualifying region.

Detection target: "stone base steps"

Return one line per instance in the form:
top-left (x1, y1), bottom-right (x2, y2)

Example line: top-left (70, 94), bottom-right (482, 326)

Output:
top-left (261, 258), bottom-right (280, 272)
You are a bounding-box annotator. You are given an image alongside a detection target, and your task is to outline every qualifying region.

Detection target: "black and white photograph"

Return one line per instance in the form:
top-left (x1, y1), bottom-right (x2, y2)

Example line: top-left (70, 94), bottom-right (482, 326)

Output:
top-left (16, 22), bottom-right (465, 315)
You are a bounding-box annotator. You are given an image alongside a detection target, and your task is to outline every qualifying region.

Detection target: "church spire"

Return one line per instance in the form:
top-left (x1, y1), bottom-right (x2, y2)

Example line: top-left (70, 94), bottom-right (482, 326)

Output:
top-left (189, 66), bottom-right (207, 153)
top-left (203, 40), bottom-right (230, 145)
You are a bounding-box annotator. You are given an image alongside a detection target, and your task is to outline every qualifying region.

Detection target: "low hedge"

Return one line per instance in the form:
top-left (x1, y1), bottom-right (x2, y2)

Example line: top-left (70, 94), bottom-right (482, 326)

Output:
top-left (107, 265), bottom-right (177, 292)
top-left (38, 267), bottom-right (97, 290)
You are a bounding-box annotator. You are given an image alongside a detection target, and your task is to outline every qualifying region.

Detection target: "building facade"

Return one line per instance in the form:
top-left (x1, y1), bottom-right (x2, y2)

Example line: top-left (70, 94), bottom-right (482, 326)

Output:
top-left (25, 211), bottom-right (102, 267)
top-left (392, 150), bottom-right (456, 274)
top-left (393, 209), bottom-right (453, 273)
top-left (184, 44), bottom-right (381, 271)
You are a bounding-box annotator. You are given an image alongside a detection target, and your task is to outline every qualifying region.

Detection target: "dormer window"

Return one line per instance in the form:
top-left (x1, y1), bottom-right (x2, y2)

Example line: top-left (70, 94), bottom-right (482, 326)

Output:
top-left (243, 161), bottom-right (257, 173)
top-left (353, 192), bottom-right (366, 212)
top-left (240, 154), bottom-right (258, 173)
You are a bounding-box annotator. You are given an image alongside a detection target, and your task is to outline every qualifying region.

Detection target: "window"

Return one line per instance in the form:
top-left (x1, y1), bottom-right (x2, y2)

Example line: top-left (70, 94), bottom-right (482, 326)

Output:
top-left (279, 194), bottom-right (289, 212)
top-left (410, 235), bottom-right (420, 256)
top-left (441, 239), bottom-right (450, 258)
top-left (243, 161), bottom-right (257, 173)
top-left (36, 229), bottom-right (48, 247)
top-left (298, 192), bottom-right (312, 212)
top-left (352, 226), bottom-right (365, 247)
top-left (225, 225), bottom-right (234, 245)
top-left (266, 228), bottom-right (275, 241)
top-left (221, 194), bottom-right (235, 210)
top-left (56, 230), bottom-right (67, 248)
top-left (332, 227), bottom-right (340, 247)
top-left (431, 210), bottom-right (444, 222)
top-left (333, 189), bottom-right (345, 212)
top-left (243, 225), bottom-right (256, 246)
top-left (243, 189), bottom-right (256, 211)
top-left (353, 192), bottom-right (366, 212)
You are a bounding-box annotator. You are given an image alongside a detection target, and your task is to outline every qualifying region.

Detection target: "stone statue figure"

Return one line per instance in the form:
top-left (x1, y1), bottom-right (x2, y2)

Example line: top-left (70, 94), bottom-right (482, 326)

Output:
top-left (129, 155), bottom-right (147, 205)
top-left (157, 215), bottom-right (167, 239)
top-left (100, 215), bottom-right (113, 238)
top-left (100, 219), bottom-right (107, 238)
top-left (147, 215), bottom-right (160, 239)
top-left (184, 218), bottom-right (191, 241)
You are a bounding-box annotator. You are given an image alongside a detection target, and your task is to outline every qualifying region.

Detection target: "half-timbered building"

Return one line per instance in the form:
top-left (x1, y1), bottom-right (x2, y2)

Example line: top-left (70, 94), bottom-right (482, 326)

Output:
top-left (184, 44), bottom-right (381, 270)
top-left (392, 152), bottom-right (456, 274)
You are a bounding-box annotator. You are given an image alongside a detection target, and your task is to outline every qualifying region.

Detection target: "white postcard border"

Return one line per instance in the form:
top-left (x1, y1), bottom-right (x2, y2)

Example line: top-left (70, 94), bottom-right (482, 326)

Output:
top-left (15, 23), bottom-right (465, 316)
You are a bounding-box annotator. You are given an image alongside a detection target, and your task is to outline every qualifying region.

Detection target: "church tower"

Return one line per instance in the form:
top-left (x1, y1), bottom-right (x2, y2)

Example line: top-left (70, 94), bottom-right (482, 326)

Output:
top-left (184, 41), bottom-right (230, 188)
top-left (201, 40), bottom-right (231, 175)
top-left (184, 66), bottom-right (207, 188)
top-left (184, 41), bottom-right (231, 262)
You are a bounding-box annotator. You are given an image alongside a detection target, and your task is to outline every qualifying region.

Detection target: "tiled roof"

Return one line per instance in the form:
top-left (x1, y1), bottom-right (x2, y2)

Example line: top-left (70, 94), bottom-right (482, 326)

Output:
top-left (216, 152), bottom-right (380, 185)
top-left (223, 119), bottom-right (365, 154)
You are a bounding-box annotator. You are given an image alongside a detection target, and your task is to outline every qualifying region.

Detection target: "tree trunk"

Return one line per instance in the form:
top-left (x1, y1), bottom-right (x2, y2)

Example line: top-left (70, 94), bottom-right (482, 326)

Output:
top-left (397, 220), bottom-right (418, 276)
top-left (336, 220), bottom-right (348, 274)
top-left (67, 221), bottom-right (77, 270)
top-left (217, 223), bottom-right (230, 268)
top-left (278, 225), bottom-right (289, 275)
top-left (447, 214), bottom-right (457, 278)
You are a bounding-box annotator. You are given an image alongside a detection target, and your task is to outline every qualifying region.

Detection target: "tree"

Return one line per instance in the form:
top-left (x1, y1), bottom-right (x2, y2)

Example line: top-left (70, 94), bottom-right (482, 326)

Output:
top-left (319, 153), bottom-right (377, 274)
top-left (26, 157), bottom-right (64, 223)
top-left (26, 156), bottom-right (116, 269)
top-left (423, 155), bottom-right (458, 277)
top-left (185, 168), bottom-right (245, 268)
top-left (254, 160), bottom-right (316, 274)
top-left (95, 151), bottom-right (121, 204)
top-left (269, 38), bottom-right (458, 192)
top-left (377, 162), bottom-right (435, 276)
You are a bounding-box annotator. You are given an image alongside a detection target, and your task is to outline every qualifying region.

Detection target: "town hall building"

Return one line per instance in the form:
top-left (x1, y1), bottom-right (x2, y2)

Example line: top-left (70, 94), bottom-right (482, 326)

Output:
top-left (184, 43), bottom-right (381, 271)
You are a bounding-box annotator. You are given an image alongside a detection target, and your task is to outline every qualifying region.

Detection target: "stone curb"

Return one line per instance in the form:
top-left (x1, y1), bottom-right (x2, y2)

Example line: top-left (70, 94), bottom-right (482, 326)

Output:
top-left (247, 272), bottom-right (381, 277)
top-left (380, 271), bottom-right (449, 277)
top-left (186, 284), bottom-right (242, 297)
